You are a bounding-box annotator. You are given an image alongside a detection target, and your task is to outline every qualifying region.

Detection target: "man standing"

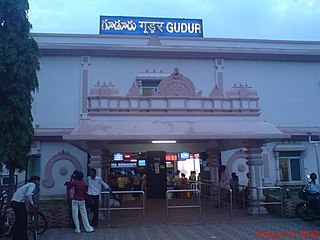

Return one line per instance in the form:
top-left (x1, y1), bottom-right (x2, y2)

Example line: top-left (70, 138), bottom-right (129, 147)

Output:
top-left (87, 168), bottom-right (109, 227)
top-left (11, 175), bottom-right (40, 240)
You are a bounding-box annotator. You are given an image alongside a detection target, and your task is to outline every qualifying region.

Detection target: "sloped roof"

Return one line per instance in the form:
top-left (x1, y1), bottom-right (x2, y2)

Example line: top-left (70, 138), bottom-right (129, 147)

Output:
top-left (64, 119), bottom-right (288, 141)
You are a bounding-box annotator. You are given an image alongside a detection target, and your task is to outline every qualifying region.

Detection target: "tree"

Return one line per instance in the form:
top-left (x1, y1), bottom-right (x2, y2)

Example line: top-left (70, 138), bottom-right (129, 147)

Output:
top-left (0, 0), bottom-right (40, 198)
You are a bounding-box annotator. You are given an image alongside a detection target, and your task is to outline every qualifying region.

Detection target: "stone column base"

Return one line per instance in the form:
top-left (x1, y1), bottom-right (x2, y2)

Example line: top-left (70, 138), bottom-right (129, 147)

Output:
top-left (246, 205), bottom-right (268, 215)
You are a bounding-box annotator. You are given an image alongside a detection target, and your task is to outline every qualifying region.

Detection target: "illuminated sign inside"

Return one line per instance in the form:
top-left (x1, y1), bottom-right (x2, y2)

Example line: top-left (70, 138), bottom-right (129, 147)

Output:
top-left (114, 153), bottom-right (124, 161)
top-left (100, 16), bottom-right (203, 37)
top-left (138, 160), bottom-right (146, 167)
top-left (178, 152), bottom-right (190, 160)
top-left (166, 154), bottom-right (178, 161)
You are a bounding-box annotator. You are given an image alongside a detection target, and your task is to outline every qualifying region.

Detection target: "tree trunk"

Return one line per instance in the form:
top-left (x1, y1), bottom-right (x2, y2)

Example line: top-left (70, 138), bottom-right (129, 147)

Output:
top-left (7, 165), bottom-right (16, 204)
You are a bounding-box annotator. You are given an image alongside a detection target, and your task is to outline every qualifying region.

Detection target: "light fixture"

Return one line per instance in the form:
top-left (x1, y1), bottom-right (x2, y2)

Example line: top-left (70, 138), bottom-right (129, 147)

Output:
top-left (152, 140), bottom-right (176, 144)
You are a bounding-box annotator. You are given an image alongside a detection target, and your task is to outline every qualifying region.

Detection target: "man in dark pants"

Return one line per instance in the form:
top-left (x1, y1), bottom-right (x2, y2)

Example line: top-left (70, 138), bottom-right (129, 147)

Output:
top-left (87, 168), bottom-right (109, 227)
top-left (11, 176), bottom-right (40, 240)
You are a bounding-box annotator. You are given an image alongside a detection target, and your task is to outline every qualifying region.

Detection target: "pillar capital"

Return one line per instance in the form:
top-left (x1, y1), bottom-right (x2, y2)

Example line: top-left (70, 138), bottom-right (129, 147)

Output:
top-left (243, 139), bottom-right (264, 149)
top-left (86, 141), bottom-right (105, 150)
top-left (244, 140), bottom-right (263, 165)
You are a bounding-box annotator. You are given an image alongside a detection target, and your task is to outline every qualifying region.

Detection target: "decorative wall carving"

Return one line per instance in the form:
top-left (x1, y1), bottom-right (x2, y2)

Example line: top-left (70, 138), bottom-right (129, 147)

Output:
top-left (87, 68), bottom-right (260, 116)
top-left (90, 81), bottom-right (119, 96)
top-left (42, 151), bottom-right (82, 188)
top-left (226, 149), bottom-right (248, 175)
top-left (155, 68), bottom-right (199, 97)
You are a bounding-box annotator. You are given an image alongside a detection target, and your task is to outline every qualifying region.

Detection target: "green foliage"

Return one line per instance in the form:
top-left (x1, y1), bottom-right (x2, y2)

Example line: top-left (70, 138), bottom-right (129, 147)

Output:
top-left (0, 0), bottom-right (40, 172)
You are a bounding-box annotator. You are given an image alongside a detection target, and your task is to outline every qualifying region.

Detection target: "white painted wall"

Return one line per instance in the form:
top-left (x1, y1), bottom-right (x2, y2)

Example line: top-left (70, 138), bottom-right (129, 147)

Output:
top-left (32, 55), bottom-right (320, 128)
top-left (32, 56), bottom-right (82, 128)
top-left (224, 60), bottom-right (320, 126)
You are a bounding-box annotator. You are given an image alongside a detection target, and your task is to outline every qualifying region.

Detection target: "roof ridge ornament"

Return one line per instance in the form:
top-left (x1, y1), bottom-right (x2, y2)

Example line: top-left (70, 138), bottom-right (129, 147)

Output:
top-left (127, 83), bottom-right (142, 96)
top-left (209, 85), bottom-right (225, 98)
top-left (147, 34), bottom-right (162, 46)
top-left (154, 68), bottom-right (198, 96)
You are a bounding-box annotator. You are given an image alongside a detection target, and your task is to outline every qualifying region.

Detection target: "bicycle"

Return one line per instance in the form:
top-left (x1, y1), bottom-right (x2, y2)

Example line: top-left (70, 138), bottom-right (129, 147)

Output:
top-left (0, 200), bottom-right (47, 238)
top-left (28, 207), bottom-right (48, 240)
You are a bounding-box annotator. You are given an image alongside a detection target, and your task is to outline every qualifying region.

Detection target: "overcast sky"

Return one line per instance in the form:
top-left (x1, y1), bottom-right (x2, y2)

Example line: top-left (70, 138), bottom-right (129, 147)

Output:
top-left (28, 0), bottom-right (320, 41)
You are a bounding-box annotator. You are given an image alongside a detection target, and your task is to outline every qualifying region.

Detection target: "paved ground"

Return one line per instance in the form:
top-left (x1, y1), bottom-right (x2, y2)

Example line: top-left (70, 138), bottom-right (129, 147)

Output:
top-left (37, 198), bottom-right (320, 240)
top-left (38, 217), bottom-right (320, 240)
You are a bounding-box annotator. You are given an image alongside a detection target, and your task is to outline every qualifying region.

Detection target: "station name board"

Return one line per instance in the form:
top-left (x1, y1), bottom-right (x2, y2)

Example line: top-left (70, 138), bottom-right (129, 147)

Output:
top-left (100, 16), bottom-right (203, 37)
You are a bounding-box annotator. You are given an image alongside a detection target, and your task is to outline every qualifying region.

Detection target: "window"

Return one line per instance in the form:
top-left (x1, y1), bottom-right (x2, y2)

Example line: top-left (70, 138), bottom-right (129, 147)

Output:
top-left (139, 79), bottom-right (162, 96)
top-left (0, 175), bottom-right (18, 191)
top-left (136, 71), bottom-right (170, 96)
top-left (278, 151), bottom-right (302, 182)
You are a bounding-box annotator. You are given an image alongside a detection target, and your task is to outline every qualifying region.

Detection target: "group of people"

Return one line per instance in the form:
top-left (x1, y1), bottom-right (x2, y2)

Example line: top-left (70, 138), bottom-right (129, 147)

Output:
top-left (218, 165), bottom-right (239, 192)
top-left (217, 165), bottom-right (243, 207)
top-left (218, 166), bottom-right (320, 210)
top-left (108, 171), bottom-right (147, 201)
top-left (11, 166), bottom-right (320, 239)
top-left (64, 168), bottom-right (110, 233)
top-left (10, 169), bottom-right (109, 238)
top-left (170, 170), bottom-right (199, 198)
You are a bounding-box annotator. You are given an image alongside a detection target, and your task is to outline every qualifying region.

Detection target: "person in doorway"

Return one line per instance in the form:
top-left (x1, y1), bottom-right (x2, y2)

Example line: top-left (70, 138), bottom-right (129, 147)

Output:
top-left (132, 170), bottom-right (142, 200)
top-left (230, 172), bottom-right (239, 207)
top-left (179, 173), bottom-right (188, 198)
top-left (141, 172), bottom-right (147, 193)
top-left (219, 165), bottom-right (230, 188)
top-left (11, 176), bottom-right (40, 240)
top-left (188, 171), bottom-right (197, 198)
top-left (189, 171), bottom-right (197, 182)
top-left (117, 174), bottom-right (127, 202)
top-left (216, 165), bottom-right (230, 208)
top-left (68, 171), bottom-right (94, 233)
top-left (87, 168), bottom-right (109, 228)
top-left (173, 170), bottom-right (181, 198)
top-left (197, 173), bottom-right (201, 182)
top-left (244, 172), bottom-right (250, 209)
top-left (230, 172), bottom-right (239, 193)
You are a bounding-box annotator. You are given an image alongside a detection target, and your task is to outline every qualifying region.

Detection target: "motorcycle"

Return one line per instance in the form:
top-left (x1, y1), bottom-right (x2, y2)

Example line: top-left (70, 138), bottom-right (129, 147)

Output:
top-left (0, 191), bottom-right (14, 237)
top-left (296, 178), bottom-right (320, 221)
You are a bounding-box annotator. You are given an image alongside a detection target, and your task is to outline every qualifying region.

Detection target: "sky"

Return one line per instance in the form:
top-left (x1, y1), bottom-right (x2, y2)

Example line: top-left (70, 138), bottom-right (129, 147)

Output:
top-left (28, 0), bottom-right (320, 41)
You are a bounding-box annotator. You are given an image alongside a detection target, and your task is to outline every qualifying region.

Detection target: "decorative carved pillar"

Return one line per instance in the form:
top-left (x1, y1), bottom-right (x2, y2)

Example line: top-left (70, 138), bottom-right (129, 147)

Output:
top-left (87, 141), bottom-right (105, 178)
top-left (101, 150), bottom-right (110, 182)
top-left (206, 148), bottom-right (220, 185)
top-left (80, 56), bottom-right (90, 120)
top-left (215, 59), bottom-right (224, 93)
top-left (244, 140), bottom-right (267, 215)
top-left (89, 149), bottom-right (102, 170)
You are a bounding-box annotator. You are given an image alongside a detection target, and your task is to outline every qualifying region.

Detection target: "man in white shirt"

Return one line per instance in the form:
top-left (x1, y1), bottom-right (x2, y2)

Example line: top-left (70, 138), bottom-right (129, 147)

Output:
top-left (11, 175), bottom-right (40, 240)
top-left (87, 168), bottom-right (109, 227)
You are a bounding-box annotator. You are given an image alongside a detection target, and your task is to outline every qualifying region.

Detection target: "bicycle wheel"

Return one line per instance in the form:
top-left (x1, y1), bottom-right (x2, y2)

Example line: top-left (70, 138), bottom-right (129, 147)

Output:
top-left (28, 211), bottom-right (47, 235)
top-left (30, 215), bottom-right (38, 240)
top-left (35, 211), bottom-right (48, 235)
top-left (296, 202), bottom-right (313, 221)
top-left (1, 208), bottom-right (14, 237)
